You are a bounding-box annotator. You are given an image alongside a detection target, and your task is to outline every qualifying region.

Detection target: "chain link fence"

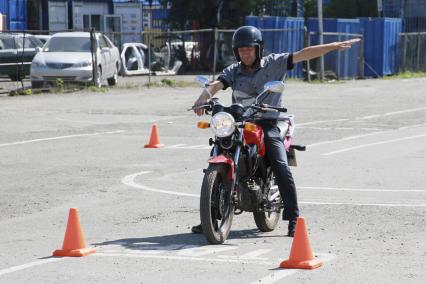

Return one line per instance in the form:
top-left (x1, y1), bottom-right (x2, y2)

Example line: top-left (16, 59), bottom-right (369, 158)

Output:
top-left (307, 31), bottom-right (364, 80)
top-left (1, 27), bottom-right (424, 95)
top-left (399, 32), bottom-right (426, 72)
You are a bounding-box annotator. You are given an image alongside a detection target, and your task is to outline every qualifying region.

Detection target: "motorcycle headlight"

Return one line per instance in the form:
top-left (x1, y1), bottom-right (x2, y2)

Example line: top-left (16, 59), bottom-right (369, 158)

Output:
top-left (210, 112), bottom-right (235, 138)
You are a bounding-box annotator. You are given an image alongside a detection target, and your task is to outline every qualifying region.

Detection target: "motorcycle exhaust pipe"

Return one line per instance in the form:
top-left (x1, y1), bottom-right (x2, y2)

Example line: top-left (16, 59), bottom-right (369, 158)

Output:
top-left (269, 185), bottom-right (280, 201)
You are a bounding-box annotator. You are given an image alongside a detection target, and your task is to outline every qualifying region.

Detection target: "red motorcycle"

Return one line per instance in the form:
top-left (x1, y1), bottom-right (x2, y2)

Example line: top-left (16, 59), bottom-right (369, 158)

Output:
top-left (193, 76), bottom-right (305, 244)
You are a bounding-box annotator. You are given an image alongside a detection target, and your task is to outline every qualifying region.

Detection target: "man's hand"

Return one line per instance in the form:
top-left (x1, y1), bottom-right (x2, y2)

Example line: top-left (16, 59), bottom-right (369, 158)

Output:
top-left (193, 90), bottom-right (210, 116)
top-left (333, 38), bottom-right (361, 51)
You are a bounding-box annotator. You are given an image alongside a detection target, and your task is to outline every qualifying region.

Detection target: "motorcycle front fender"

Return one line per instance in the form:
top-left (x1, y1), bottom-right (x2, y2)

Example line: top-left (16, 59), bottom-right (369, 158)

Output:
top-left (208, 155), bottom-right (234, 181)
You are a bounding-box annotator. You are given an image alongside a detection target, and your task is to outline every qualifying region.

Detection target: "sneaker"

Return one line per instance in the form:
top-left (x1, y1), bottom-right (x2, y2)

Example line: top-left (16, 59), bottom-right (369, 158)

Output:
top-left (287, 219), bottom-right (297, 237)
top-left (191, 224), bottom-right (203, 234)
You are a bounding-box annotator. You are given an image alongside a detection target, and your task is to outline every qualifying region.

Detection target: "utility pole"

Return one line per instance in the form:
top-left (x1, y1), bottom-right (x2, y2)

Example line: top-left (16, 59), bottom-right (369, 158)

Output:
top-left (317, 0), bottom-right (324, 82)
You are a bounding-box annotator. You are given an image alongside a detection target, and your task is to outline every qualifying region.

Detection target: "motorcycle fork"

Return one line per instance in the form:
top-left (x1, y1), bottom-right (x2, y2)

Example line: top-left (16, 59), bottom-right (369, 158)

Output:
top-left (229, 131), bottom-right (243, 206)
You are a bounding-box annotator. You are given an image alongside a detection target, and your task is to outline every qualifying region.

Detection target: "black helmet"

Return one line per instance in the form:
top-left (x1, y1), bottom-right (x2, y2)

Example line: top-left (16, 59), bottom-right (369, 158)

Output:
top-left (232, 26), bottom-right (263, 62)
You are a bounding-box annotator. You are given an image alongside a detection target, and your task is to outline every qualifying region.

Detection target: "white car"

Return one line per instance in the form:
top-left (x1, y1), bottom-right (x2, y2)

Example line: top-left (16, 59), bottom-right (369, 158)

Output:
top-left (31, 32), bottom-right (120, 88)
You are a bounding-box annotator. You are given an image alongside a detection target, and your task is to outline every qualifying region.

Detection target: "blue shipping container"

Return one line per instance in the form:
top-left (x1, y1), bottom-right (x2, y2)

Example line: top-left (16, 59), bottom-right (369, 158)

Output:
top-left (359, 17), bottom-right (402, 77)
top-left (245, 16), bottom-right (304, 78)
top-left (307, 18), bottom-right (361, 79)
top-left (0, 0), bottom-right (27, 30)
top-left (9, 0), bottom-right (27, 30)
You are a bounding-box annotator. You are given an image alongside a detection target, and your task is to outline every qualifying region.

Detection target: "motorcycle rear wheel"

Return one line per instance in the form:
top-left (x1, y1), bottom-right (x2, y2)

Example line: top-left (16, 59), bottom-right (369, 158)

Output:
top-left (253, 176), bottom-right (281, 232)
top-left (253, 211), bottom-right (280, 232)
top-left (200, 164), bottom-right (234, 244)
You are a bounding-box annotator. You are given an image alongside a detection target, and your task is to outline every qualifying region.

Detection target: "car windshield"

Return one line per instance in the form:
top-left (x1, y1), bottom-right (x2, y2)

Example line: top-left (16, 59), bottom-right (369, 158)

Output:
top-left (43, 37), bottom-right (91, 52)
top-left (0, 37), bottom-right (17, 49)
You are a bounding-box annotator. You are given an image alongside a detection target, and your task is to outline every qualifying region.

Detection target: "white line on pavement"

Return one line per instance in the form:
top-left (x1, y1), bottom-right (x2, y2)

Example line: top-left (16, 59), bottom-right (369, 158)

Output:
top-left (121, 171), bottom-right (199, 197)
top-left (250, 269), bottom-right (299, 284)
top-left (358, 106), bottom-right (426, 120)
top-left (122, 172), bottom-right (426, 207)
top-left (0, 130), bottom-right (126, 148)
top-left (299, 186), bottom-right (426, 192)
top-left (94, 252), bottom-right (275, 265)
top-left (321, 133), bottom-right (426, 156)
top-left (298, 118), bottom-right (349, 126)
top-left (250, 253), bottom-right (335, 284)
top-left (0, 258), bottom-right (62, 277)
top-left (301, 201), bottom-right (426, 207)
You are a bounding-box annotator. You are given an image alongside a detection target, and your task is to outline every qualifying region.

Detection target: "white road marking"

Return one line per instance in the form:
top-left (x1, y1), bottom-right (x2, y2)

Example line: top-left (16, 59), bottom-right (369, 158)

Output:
top-left (299, 186), bottom-right (426, 192)
top-left (301, 201), bottom-right (426, 207)
top-left (122, 171), bottom-right (426, 207)
top-left (121, 171), bottom-right (199, 197)
top-left (165, 144), bottom-right (210, 150)
top-left (94, 252), bottom-right (275, 265)
top-left (307, 131), bottom-right (391, 148)
top-left (358, 106), bottom-right (426, 120)
top-left (165, 144), bottom-right (187, 148)
top-left (251, 253), bottom-right (335, 284)
top-left (0, 258), bottom-right (62, 276)
top-left (0, 130), bottom-right (126, 148)
top-left (322, 133), bottom-right (426, 156)
top-left (218, 249), bottom-right (271, 260)
top-left (250, 269), bottom-right (299, 284)
top-left (298, 118), bottom-right (349, 126)
top-left (176, 245), bottom-right (237, 256)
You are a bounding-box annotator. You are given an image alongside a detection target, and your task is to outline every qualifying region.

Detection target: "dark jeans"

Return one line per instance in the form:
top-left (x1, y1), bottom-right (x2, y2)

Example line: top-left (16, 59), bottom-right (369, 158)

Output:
top-left (258, 120), bottom-right (300, 221)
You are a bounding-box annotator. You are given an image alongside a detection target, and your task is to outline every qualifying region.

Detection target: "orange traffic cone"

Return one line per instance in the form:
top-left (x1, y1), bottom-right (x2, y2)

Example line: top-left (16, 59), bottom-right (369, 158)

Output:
top-left (279, 217), bottom-right (323, 269)
top-left (53, 208), bottom-right (96, 257)
top-left (144, 124), bottom-right (164, 148)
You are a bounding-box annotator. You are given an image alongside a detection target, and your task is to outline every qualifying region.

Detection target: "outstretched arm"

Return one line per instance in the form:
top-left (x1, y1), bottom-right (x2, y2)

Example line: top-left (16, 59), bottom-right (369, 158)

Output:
top-left (293, 38), bottom-right (361, 63)
top-left (193, 80), bottom-right (224, 116)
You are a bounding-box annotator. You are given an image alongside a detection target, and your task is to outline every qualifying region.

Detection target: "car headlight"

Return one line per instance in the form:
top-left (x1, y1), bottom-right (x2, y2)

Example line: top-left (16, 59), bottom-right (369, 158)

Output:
top-left (32, 61), bottom-right (45, 68)
top-left (210, 112), bottom-right (235, 138)
top-left (73, 60), bottom-right (92, 67)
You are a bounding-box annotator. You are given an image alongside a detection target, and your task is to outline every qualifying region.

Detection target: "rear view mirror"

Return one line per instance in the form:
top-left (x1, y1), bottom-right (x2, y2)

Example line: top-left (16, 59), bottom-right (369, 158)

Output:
top-left (195, 76), bottom-right (210, 87)
top-left (263, 81), bottom-right (285, 93)
top-left (35, 47), bottom-right (42, 53)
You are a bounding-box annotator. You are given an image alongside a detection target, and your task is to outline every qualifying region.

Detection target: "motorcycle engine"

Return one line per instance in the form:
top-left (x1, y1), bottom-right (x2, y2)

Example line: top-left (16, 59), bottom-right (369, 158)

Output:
top-left (237, 178), bottom-right (264, 212)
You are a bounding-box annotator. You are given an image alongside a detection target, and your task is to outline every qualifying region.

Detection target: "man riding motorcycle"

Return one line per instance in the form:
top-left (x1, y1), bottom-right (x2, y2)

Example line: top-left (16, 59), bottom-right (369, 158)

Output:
top-left (192, 26), bottom-right (360, 237)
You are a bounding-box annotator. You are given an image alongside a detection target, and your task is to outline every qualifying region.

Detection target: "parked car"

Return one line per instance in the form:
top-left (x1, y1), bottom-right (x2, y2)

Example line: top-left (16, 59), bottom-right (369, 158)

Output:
top-left (31, 32), bottom-right (120, 88)
top-left (34, 35), bottom-right (52, 46)
top-left (0, 33), bottom-right (44, 81)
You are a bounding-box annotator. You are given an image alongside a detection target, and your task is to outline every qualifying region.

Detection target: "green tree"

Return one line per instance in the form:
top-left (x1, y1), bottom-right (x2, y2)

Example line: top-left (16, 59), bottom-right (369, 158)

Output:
top-left (165, 0), bottom-right (273, 29)
top-left (324, 0), bottom-right (377, 18)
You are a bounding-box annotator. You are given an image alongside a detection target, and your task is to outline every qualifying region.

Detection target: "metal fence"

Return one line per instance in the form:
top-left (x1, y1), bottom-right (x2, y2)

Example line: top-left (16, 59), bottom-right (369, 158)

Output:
top-left (399, 32), bottom-right (426, 72)
top-left (1, 27), bottom-right (425, 95)
top-left (307, 31), bottom-right (364, 80)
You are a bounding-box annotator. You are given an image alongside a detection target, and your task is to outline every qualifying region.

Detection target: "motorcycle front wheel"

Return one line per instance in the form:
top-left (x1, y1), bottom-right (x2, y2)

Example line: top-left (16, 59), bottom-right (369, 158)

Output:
top-left (200, 164), bottom-right (234, 244)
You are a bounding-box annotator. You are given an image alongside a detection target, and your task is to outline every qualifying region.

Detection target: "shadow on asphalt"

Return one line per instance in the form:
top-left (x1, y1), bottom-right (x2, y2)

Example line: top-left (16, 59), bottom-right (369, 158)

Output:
top-left (92, 229), bottom-right (284, 250)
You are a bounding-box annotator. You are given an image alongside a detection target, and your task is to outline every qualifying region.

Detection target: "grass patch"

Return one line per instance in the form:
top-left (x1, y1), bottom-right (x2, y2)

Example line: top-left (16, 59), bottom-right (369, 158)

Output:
top-left (383, 71), bottom-right (426, 79)
top-left (9, 88), bottom-right (32, 96)
top-left (144, 78), bottom-right (198, 88)
top-left (305, 79), bottom-right (346, 84)
top-left (86, 85), bottom-right (108, 93)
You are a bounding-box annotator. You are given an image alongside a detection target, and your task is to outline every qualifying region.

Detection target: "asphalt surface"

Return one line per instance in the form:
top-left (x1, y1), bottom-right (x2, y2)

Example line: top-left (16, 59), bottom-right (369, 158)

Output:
top-left (0, 76), bottom-right (425, 283)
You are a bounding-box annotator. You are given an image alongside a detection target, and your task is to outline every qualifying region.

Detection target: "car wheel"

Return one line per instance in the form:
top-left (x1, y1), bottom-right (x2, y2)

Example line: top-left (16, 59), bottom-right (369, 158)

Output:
top-left (95, 66), bottom-right (102, 88)
top-left (31, 81), bottom-right (43, 89)
top-left (107, 65), bottom-right (118, 86)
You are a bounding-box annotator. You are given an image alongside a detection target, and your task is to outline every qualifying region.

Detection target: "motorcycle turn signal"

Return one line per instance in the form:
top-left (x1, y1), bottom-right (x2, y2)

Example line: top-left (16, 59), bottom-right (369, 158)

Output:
top-left (197, 121), bottom-right (210, 129)
top-left (244, 122), bottom-right (258, 132)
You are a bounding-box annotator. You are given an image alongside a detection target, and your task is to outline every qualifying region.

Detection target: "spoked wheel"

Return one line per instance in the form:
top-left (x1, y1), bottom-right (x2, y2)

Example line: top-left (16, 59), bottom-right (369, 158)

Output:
top-left (200, 164), bottom-right (234, 244)
top-left (253, 174), bottom-right (281, 232)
